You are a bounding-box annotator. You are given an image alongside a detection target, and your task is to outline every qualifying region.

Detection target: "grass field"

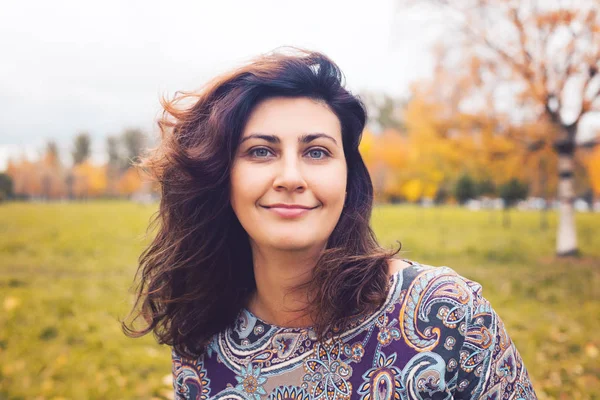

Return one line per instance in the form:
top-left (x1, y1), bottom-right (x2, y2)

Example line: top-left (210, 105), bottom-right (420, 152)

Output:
top-left (0, 201), bottom-right (598, 399)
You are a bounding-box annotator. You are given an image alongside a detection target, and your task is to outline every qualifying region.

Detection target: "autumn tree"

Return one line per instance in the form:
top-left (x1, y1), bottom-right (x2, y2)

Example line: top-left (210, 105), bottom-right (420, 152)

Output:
top-left (401, 0), bottom-right (600, 256)
top-left (107, 136), bottom-right (124, 169)
top-left (106, 135), bottom-right (126, 197)
top-left (116, 167), bottom-right (143, 197)
top-left (359, 128), bottom-right (411, 201)
top-left (39, 140), bottom-right (67, 200)
top-left (71, 162), bottom-right (107, 199)
top-left (72, 132), bottom-right (91, 165)
top-left (121, 128), bottom-right (147, 167)
top-left (403, 90), bottom-right (525, 202)
top-left (6, 157), bottom-right (42, 199)
top-left (44, 141), bottom-right (60, 168)
top-left (361, 92), bottom-right (407, 132)
top-left (68, 132), bottom-right (91, 199)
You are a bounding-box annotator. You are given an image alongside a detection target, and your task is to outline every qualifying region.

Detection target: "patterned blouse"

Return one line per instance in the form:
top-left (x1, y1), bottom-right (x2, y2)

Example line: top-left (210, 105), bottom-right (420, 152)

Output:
top-left (171, 260), bottom-right (537, 399)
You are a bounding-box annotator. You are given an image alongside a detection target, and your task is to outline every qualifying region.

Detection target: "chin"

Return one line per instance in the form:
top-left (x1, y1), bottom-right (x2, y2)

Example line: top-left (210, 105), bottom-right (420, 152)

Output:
top-left (269, 238), bottom-right (314, 252)
top-left (264, 232), bottom-right (321, 252)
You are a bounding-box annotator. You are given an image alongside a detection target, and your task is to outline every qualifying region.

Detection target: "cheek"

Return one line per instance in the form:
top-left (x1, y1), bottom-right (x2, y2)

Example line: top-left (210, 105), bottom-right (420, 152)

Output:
top-left (309, 164), bottom-right (347, 207)
top-left (229, 165), bottom-right (250, 209)
top-left (229, 164), bottom-right (269, 212)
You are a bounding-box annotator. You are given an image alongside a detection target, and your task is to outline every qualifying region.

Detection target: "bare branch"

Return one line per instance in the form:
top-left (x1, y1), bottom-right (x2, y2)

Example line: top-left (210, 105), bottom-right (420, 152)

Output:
top-left (577, 138), bottom-right (600, 149)
top-left (580, 62), bottom-right (599, 115)
top-left (510, 6), bottom-right (533, 66)
top-left (556, 33), bottom-right (578, 98)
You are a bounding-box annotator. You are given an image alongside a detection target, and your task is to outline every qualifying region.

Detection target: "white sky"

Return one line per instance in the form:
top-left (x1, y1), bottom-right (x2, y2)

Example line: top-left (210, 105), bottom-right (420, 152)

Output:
top-left (0, 0), bottom-right (444, 168)
top-left (2, 1), bottom-right (596, 170)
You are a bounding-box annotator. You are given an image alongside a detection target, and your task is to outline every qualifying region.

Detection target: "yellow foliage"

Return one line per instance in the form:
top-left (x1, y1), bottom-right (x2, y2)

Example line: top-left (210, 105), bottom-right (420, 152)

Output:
top-left (401, 179), bottom-right (423, 202)
top-left (6, 157), bottom-right (67, 199)
top-left (584, 145), bottom-right (600, 197)
top-left (72, 162), bottom-right (107, 197)
top-left (360, 128), bottom-right (410, 201)
top-left (403, 88), bottom-right (532, 197)
top-left (117, 168), bottom-right (143, 196)
top-left (359, 129), bottom-right (376, 165)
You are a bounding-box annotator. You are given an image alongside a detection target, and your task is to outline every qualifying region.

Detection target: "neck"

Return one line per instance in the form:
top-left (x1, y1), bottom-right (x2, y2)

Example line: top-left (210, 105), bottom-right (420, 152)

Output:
top-left (247, 242), bottom-right (324, 328)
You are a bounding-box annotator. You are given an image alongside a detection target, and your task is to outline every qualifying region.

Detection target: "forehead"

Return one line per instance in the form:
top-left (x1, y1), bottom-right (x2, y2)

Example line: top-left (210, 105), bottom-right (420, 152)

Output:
top-left (242, 97), bottom-right (342, 140)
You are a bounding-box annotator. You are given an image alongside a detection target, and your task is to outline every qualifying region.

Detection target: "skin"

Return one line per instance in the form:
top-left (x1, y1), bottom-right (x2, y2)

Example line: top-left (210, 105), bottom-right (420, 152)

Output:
top-left (230, 96), bottom-right (410, 327)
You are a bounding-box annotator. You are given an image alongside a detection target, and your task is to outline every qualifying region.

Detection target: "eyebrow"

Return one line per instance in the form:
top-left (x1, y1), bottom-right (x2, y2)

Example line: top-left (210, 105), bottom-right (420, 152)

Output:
top-left (240, 133), bottom-right (338, 146)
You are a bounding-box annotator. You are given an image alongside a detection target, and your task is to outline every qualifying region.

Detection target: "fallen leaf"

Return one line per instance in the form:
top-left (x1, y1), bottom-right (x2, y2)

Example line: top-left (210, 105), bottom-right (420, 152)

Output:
top-left (585, 343), bottom-right (598, 359)
top-left (3, 296), bottom-right (21, 311)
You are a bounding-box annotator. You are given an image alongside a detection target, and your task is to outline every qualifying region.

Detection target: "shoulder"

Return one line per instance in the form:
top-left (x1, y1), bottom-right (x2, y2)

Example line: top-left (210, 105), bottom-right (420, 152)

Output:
top-left (391, 260), bottom-right (490, 354)
top-left (389, 260), bottom-right (484, 342)
top-left (171, 348), bottom-right (211, 400)
top-left (383, 261), bottom-right (536, 399)
top-left (388, 258), bottom-right (480, 295)
top-left (387, 257), bottom-right (413, 275)
top-left (393, 259), bottom-right (484, 300)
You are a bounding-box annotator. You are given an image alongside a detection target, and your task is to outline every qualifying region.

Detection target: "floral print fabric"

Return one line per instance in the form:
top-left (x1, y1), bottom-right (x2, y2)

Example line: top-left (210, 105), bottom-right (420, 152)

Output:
top-left (172, 260), bottom-right (537, 399)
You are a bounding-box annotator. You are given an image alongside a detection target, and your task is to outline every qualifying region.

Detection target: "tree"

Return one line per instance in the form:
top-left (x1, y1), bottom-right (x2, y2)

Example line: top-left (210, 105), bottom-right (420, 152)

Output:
top-left (361, 92), bottom-right (407, 132)
top-left (401, 0), bottom-right (600, 256)
top-left (359, 128), bottom-right (410, 201)
top-left (117, 167), bottom-right (143, 197)
top-left (0, 173), bottom-right (13, 202)
top-left (106, 135), bottom-right (127, 197)
top-left (121, 128), bottom-right (147, 167)
top-left (434, 185), bottom-right (450, 205)
top-left (403, 91), bottom-right (524, 201)
top-left (455, 174), bottom-right (477, 204)
top-left (476, 178), bottom-right (496, 197)
top-left (40, 140), bottom-right (66, 200)
top-left (499, 178), bottom-right (529, 227)
top-left (71, 161), bottom-right (107, 199)
top-left (72, 132), bottom-right (91, 165)
top-left (499, 178), bottom-right (529, 208)
top-left (44, 141), bottom-right (61, 168)
top-left (107, 136), bottom-right (123, 168)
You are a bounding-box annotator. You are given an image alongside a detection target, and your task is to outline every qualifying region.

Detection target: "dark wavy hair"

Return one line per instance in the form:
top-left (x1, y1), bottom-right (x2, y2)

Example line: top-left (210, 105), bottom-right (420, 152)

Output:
top-left (122, 47), bottom-right (400, 359)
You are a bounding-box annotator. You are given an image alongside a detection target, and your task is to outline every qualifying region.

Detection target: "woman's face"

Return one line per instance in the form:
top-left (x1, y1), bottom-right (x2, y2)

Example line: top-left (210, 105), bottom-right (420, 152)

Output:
top-left (230, 96), bottom-right (347, 252)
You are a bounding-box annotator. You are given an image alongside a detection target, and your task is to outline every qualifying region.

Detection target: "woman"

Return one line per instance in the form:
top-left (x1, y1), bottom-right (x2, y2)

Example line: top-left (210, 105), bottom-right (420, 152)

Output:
top-left (123, 48), bottom-right (537, 399)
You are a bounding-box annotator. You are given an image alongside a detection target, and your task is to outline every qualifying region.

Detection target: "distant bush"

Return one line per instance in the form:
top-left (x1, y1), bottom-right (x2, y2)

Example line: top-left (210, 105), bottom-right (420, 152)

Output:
top-left (476, 178), bottom-right (496, 197)
top-left (434, 186), bottom-right (450, 205)
top-left (499, 178), bottom-right (529, 208)
top-left (454, 174), bottom-right (477, 204)
top-left (0, 173), bottom-right (14, 202)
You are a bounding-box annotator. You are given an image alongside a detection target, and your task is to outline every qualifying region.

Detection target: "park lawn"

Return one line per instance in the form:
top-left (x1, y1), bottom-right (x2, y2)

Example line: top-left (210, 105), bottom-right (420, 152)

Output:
top-left (0, 201), bottom-right (598, 399)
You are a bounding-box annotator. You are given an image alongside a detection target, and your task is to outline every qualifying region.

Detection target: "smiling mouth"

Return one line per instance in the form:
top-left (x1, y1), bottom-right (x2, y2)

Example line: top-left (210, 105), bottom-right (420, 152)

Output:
top-left (260, 205), bottom-right (319, 218)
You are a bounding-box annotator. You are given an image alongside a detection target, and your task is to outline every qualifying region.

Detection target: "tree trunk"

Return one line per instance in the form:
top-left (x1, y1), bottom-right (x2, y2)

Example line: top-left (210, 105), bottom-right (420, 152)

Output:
top-left (555, 152), bottom-right (579, 256)
top-left (539, 157), bottom-right (549, 230)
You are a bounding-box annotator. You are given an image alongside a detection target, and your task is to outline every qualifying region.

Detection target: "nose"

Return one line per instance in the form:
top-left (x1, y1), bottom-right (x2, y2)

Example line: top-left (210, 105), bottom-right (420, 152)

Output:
top-left (272, 155), bottom-right (306, 192)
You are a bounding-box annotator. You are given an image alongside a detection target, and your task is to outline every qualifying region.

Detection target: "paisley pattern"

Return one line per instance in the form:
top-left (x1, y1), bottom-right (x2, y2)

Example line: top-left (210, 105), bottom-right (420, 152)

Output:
top-left (358, 352), bottom-right (402, 400)
top-left (303, 341), bottom-right (353, 399)
top-left (172, 260), bottom-right (537, 399)
top-left (268, 386), bottom-right (311, 400)
top-left (172, 354), bottom-right (211, 400)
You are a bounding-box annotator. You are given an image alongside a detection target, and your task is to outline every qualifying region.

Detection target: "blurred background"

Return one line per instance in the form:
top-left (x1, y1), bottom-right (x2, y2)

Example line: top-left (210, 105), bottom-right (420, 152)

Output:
top-left (0, 0), bottom-right (599, 399)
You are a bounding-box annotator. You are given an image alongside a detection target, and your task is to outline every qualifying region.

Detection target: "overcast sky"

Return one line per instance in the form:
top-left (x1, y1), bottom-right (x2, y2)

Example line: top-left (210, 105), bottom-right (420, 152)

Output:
top-left (0, 0), bottom-right (446, 168)
top-left (4, 1), bottom-right (597, 171)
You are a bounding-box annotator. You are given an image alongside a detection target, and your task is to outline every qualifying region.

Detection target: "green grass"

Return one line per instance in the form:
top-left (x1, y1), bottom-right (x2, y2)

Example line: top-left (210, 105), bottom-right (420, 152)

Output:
top-left (0, 202), bottom-right (598, 399)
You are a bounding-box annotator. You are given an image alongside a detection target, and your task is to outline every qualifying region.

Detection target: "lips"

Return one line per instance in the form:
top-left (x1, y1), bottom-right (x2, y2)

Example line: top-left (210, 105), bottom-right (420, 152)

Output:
top-left (263, 203), bottom-right (316, 209)
top-left (260, 204), bottom-right (319, 218)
